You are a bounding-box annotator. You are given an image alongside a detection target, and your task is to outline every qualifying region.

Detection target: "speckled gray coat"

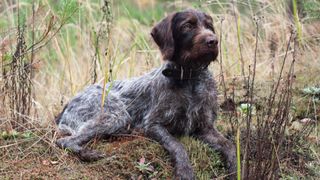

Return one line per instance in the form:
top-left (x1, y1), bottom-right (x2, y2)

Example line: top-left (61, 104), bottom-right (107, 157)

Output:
top-left (57, 64), bottom-right (217, 137)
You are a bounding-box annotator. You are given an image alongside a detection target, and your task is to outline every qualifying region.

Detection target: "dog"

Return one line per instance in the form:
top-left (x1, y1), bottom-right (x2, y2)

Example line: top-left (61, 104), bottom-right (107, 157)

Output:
top-left (55, 9), bottom-right (236, 179)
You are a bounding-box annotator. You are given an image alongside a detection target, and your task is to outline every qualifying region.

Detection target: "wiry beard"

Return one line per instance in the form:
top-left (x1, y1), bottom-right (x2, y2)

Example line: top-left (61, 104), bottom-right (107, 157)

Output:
top-left (176, 49), bottom-right (217, 70)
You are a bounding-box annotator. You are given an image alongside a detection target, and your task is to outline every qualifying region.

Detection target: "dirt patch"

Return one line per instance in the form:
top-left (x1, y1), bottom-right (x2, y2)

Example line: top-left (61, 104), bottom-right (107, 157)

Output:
top-left (0, 133), bottom-right (226, 179)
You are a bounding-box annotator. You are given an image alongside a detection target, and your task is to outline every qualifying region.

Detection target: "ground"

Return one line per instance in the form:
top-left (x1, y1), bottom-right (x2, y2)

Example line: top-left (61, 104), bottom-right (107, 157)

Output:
top-left (0, 133), bottom-right (226, 179)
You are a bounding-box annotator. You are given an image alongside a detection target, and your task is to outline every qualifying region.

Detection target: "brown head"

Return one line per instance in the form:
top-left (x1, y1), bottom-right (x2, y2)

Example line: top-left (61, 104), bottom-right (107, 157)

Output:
top-left (151, 9), bottom-right (218, 70)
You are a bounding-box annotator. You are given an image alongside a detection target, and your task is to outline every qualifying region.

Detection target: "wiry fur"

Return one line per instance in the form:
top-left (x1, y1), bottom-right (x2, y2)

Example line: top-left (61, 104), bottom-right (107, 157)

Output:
top-left (56, 9), bottom-right (236, 180)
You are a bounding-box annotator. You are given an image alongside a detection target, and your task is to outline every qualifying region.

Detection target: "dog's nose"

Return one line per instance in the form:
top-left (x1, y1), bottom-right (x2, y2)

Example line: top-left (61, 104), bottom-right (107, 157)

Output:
top-left (206, 37), bottom-right (218, 47)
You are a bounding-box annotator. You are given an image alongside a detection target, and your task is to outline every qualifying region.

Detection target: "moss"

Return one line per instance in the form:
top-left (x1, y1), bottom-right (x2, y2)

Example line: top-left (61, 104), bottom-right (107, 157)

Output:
top-left (180, 137), bottom-right (226, 179)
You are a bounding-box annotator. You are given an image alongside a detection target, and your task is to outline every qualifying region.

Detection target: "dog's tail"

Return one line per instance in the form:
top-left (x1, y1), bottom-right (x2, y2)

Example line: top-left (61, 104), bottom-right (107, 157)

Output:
top-left (55, 103), bottom-right (68, 124)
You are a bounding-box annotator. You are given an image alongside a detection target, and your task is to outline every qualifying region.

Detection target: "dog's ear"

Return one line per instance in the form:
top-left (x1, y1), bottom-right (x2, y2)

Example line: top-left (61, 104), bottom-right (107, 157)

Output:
top-left (151, 13), bottom-right (175, 61)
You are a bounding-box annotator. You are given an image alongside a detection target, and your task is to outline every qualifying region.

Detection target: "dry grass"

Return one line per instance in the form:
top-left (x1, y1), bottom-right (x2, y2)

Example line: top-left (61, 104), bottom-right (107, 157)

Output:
top-left (1, 0), bottom-right (319, 179)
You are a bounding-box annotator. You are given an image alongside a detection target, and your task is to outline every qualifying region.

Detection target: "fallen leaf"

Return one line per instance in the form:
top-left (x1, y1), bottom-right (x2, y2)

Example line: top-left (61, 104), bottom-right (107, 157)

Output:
top-left (139, 157), bottom-right (145, 164)
top-left (50, 161), bottom-right (59, 165)
top-left (42, 160), bottom-right (50, 166)
top-left (300, 118), bottom-right (316, 124)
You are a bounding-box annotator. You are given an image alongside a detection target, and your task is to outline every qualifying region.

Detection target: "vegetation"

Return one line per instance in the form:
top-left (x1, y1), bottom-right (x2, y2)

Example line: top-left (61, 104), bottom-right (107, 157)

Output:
top-left (1, 0), bottom-right (319, 179)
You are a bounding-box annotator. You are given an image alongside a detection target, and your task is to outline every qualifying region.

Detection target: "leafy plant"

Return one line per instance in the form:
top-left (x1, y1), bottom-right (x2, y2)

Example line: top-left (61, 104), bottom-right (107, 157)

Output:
top-left (302, 87), bottom-right (320, 96)
top-left (135, 157), bottom-right (158, 178)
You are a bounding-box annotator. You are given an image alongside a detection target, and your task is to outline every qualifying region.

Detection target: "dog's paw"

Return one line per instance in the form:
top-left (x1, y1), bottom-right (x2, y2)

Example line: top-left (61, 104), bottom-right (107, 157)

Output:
top-left (56, 138), bottom-right (67, 149)
top-left (78, 149), bottom-right (105, 162)
top-left (226, 160), bottom-right (237, 180)
top-left (174, 163), bottom-right (195, 180)
top-left (225, 150), bottom-right (237, 179)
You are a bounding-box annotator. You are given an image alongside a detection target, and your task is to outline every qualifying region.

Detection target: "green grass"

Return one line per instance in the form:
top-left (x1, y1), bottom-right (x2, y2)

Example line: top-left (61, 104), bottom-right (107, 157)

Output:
top-left (119, 0), bottom-right (166, 26)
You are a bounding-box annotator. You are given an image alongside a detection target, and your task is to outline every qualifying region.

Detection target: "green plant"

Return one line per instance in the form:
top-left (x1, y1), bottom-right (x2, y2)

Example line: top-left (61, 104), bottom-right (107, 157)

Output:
top-left (292, 0), bottom-right (303, 45)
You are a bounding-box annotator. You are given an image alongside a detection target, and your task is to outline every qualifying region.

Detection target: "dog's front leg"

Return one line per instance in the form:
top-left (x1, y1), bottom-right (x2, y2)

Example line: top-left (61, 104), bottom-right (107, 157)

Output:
top-left (194, 127), bottom-right (237, 179)
top-left (146, 124), bottom-right (195, 180)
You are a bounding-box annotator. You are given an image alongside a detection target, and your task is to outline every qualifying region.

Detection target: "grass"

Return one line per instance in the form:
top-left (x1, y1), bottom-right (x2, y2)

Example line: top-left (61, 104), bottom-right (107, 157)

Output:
top-left (1, 0), bottom-right (320, 179)
top-left (0, 131), bottom-right (225, 179)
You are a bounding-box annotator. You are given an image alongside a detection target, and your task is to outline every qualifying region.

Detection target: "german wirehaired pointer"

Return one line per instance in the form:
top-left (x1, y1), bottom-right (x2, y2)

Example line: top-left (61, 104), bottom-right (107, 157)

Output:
top-left (56, 9), bottom-right (236, 179)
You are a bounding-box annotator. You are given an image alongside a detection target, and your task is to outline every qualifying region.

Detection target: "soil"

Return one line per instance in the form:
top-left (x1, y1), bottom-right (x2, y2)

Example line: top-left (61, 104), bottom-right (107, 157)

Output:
top-left (0, 133), bottom-right (226, 179)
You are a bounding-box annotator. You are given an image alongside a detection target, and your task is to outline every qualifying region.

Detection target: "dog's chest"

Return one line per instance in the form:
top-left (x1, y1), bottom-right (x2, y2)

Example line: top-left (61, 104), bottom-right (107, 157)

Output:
top-left (163, 82), bottom-right (215, 135)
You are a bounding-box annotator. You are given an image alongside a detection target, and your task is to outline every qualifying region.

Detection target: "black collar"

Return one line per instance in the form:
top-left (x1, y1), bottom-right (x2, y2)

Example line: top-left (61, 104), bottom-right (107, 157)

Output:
top-left (162, 62), bottom-right (208, 80)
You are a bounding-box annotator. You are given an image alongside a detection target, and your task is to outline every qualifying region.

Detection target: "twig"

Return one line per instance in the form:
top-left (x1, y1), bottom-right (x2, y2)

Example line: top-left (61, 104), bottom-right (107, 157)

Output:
top-left (219, 16), bottom-right (227, 101)
top-left (232, 0), bottom-right (247, 90)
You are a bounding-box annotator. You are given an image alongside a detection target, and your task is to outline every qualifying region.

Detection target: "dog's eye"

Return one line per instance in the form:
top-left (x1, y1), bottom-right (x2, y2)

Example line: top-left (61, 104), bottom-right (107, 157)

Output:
top-left (205, 24), bottom-right (215, 32)
top-left (182, 23), bottom-right (194, 31)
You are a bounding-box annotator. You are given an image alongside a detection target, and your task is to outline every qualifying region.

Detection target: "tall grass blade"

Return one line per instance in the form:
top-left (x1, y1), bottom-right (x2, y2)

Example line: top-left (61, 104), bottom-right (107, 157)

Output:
top-left (236, 127), bottom-right (241, 180)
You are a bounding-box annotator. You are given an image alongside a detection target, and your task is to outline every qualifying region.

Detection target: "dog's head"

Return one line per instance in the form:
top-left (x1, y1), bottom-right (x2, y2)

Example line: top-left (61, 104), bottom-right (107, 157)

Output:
top-left (151, 9), bottom-right (218, 69)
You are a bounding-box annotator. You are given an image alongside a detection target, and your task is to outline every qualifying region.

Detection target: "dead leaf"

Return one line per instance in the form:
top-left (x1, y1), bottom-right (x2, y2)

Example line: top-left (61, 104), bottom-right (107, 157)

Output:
top-left (139, 157), bottom-right (145, 164)
top-left (50, 161), bottom-right (59, 165)
top-left (42, 160), bottom-right (50, 166)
